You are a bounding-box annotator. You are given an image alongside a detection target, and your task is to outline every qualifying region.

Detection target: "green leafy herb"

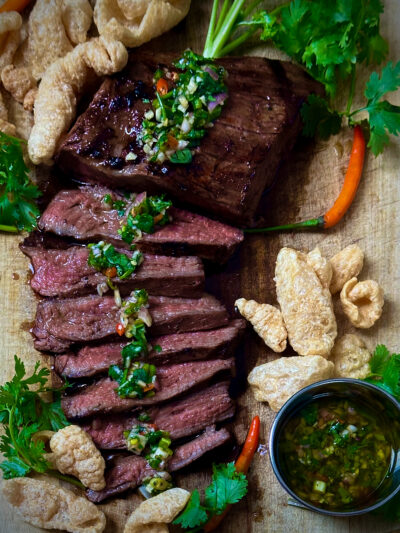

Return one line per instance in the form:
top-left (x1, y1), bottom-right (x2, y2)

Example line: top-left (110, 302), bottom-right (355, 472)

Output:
top-left (300, 95), bottom-right (343, 139)
top-left (139, 49), bottom-right (227, 164)
top-left (0, 356), bottom-right (69, 480)
top-left (87, 241), bottom-right (143, 280)
top-left (363, 344), bottom-right (400, 400)
top-left (173, 461), bottom-right (248, 529)
top-left (0, 132), bottom-right (41, 232)
top-left (119, 194), bottom-right (172, 245)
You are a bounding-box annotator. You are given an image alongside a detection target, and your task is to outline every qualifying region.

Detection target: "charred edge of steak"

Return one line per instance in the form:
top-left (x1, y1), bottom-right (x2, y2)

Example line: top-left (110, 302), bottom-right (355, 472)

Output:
top-left (86, 426), bottom-right (231, 503)
top-left (54, 320), bottom-right (245, 379)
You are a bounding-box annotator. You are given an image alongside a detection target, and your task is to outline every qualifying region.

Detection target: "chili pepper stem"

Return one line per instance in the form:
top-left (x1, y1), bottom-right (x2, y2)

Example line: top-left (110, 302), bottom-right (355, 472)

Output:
top-left (244, 217), bottom-right (324, 234)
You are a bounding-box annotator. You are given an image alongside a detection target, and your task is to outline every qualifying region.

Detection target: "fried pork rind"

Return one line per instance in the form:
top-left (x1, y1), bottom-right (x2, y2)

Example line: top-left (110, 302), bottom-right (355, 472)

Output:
top-left (307, 247), bottom-right (332, 289)
top-left (0, 12), bottom-right (22, 71)
top-left (62, 0), bottom-right (94, 45)
top-left (1, 64), bottom-right (37, 111)
top-left (0, 89), bottom-right (16, 135)
top-left (248, 356), bottom-right (334, 411)
top-left (331, 334), bottom-right (371, 379)
top-left (49, 425), bottom-right (106, 491)
top-left (28, 35), bottom-right (128, 165)
top-left (235, 297), bottom-right (287, 352)
top-left (275, 247), bottom-right (337, 357)
top-left (123, 488), bottom-right (190, 533)
top-left (340, 277), bottom-right (384, 329)
top-left (329, 244), bottom-right (364, 294)
top-left (2, 477), bottom-right (106, 533)
top-left (94, 0), bottom-right (191, 48)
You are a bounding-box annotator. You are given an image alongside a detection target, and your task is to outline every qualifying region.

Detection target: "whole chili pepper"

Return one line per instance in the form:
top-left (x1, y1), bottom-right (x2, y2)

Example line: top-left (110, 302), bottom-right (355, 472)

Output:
top-left (0, 0), bottom-right (32, 12)
top-left (203, 415), bottom-right (260, 532)
top-left (245, 125), bottom-right (366, 233)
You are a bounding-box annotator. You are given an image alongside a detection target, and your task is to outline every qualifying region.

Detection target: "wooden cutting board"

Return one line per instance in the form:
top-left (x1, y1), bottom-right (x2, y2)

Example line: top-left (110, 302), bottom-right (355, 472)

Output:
top-left (1, 1), bottom-right (400, 532)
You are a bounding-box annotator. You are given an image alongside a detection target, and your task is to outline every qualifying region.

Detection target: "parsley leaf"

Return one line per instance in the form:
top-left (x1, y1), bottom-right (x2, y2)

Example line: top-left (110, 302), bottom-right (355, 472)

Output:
top-left (301, 95), bottom-right (343, 139)
top-left (173, 462), bottom-right (248, 529)
top-left (0, 132), bottom-right (41, 232)
top-left (0, 356), bottom-right (69, 479)
top-left (363, 345), bottom-right (400, 401)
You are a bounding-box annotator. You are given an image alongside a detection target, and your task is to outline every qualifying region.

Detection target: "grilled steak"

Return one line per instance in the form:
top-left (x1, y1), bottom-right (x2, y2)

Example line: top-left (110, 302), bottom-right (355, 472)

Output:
top-left (82, 381), bottom-right (235, 449)
top-left (38, 186), bottom-right (243, 262)
top-left (62, 359), bottom-right (234, 418)
top-left (86, 426), bottom-right (230, 503)
top-left (33, 293), bottom-right (229, 352)
top-left (21, 244), bottom-right (204, 298)
top-left (56, 52), bottom-right (321, 225)
top-left (54, 320), bottom-right (245, 379)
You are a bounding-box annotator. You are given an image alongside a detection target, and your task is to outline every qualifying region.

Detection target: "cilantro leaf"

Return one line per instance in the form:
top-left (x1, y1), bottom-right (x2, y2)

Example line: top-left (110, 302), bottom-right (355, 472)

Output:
top-left (173, 489), bottom-right (208, 529)
top-left (301, 95), bottom-right (343, 139)
top-left (369, 344), bottom-right (391, 374)
top-left (364, 345), bottom-right (400, 401)
top-left (205, 463), bottom-right (248, 513)
top-left (0, 132), bottom-right (41, 232)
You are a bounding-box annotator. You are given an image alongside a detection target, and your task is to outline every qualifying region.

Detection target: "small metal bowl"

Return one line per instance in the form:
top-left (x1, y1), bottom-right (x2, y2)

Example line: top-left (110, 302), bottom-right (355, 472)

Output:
top-left (269, 378), bottom-right (400, 517)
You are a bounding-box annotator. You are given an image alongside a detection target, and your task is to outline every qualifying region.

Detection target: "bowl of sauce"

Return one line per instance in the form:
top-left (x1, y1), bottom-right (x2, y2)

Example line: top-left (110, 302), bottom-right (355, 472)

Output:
top-left (269, 379), bottom-right (400, 516)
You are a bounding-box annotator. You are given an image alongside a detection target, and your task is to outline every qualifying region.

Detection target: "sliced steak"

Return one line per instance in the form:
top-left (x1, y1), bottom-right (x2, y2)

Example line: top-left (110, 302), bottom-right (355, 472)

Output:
top-left (62, 359), bottom-right (234, 418)
top-left (82, 381), bottom-right (235, 449)
top-left (33, 293), bottom-right (229, 352)
top-left (54, 320), bottom-right (245, 378)
top-left (86, 426), bottom-right (230, 503)
top-left (38, 186), bottom-right (243, 263)
top-left (56, 52), bottom-right (321, 225)
top-left (21, 244), bottom-right (204, 298)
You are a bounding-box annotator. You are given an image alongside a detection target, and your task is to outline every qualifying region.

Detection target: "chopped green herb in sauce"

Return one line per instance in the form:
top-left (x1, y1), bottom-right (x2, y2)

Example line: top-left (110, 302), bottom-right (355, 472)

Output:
top-left (279, 398), bottom-right (392, 509)
top-left (87, 241), bottom-right (143, 281)
top-left (138, 50), bottom-right (227, 165)
top-left (124, 423), bottom-right (173, 470)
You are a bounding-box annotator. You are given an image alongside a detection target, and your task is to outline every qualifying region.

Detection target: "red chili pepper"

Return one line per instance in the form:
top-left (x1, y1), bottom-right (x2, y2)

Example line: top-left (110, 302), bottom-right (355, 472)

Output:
top-left (203, 416), bottom-right (260, 532)
top-left (156, 78), bottom-right (169, 96)
top-left (105, 266), bottom-right (117, 278)
top-left (0, 0), bottom-right (31, 12)
top-left (245, 125), bottom-right (366, 233)
top-left (116, 323), bottom-right (125, 336)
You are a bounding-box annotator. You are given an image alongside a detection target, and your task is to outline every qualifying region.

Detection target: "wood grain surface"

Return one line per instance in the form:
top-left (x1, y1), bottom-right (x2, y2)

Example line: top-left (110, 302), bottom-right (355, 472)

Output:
top-left (1, 1), bottom-right (400, 532)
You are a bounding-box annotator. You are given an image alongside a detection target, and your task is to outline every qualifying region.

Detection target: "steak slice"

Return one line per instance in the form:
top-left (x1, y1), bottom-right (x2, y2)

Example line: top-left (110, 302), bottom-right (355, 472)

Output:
top-left (33, 293), bottom-right (229, 353)
top-left (38, 186), bottom-right (243, 263)
top-left (21, 244), bottom-right (204, 298)
top-left (86, 426), bottom-right (230, 503)
top-left (56, 52), bottom-right (322, 225)
top-left (54, 320), bottom-right (245, 379)
top-left (62, 359), bottom-right (234, 418)
top-left (82, 381), bottom-right (235, 449)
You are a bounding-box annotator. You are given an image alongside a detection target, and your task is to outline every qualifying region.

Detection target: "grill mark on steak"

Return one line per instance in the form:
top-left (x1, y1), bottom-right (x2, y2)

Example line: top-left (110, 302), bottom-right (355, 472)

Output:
top-left (81, 381), bottom-right (235, 449)
top-left (86, 426), bottom-right (230, 503)
top-left (56, 52), bottom-right (322, 225)
top-left (38, 185), bottom-right (243, 263)
top-left (62, 359), bottom-right (234, 418)
top-left (33, 293), bottom-right (229, 353)
top-left (54, 320), bottom-right (245, 378)
top-left (20, 244), bottom-right (204, 299)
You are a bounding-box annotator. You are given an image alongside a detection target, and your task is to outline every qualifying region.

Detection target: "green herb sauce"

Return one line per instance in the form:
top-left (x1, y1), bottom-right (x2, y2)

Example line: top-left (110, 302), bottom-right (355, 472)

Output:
top-left (279, 398), bottom-right (392, 509)
top-left (87, 241), bottom-right (143, 280)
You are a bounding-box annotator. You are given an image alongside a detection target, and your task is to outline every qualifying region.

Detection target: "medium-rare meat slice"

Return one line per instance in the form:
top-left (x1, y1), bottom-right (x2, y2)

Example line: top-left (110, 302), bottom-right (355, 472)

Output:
top-left (38, 186), bottom-right (243, 263)
top-left (86, 426), bottom-right (230, 503)
top-left (56, 52), bottom-right (322, 225)
top-left (33, 293), bottom-right (229, 352)
top-left (21, 243), bottom-right (204, 298)
top-left (55, 320), bottom-right (245, 379)
top-left (62, 359), bottom-right (234, 418)
top-left (82, 381), bottom-right (235, 449)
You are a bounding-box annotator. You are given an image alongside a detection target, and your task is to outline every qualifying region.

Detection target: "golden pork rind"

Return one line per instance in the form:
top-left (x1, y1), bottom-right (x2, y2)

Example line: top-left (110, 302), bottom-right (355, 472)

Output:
top-left (235, 298), bottom-right (287, 352)
top-left (94, 0), bottom-right (191, 48)
top-left (0, 89), bottom-right (16, 135)
top-left (28, 35), bottom-right (128, 165)
top-left (2, 477), bottom-right (106, 533)
top-left (248, 356), bottom-right (334, 411)
top-left (275, 247), bottom-right (337, 357)
top-left (307, 247), bottom-right (332, 289)
top-left (62, 0), bottom-right (94, 45)
top-left (331, 334), bottom-right (371, 379)
top-left (0, 12), bottom-right (22, 71)
top-left (1, 64), bottom-right (37, 111)
top-left (123, 488), bottom-right (190, 533)
top-left (329, 244), bottom-right (364, 294)
top-left (340, 277), bottom-right (384, 329)
top-left (49, 425), bottom-right (106, 491)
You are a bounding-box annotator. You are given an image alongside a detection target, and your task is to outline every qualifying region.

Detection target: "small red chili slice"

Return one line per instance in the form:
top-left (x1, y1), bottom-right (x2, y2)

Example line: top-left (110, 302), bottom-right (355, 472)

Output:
top-left (156, 78), bottom-right (169, 96)
top-left (105, 266), bottom-right (117, 278)
top-left (116, 323), bottom-right (125, 336)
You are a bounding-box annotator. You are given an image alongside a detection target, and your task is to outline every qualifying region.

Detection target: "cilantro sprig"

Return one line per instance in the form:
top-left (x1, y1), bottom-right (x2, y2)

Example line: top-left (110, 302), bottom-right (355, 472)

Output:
top-left (173, 462), bottom-right (248, 530)
top-left (0, 356), bottom-right (71, 481)
top-left (0, 132), bottom-right (41, 232)
top-left (363, 344), bottom-right (400, 400)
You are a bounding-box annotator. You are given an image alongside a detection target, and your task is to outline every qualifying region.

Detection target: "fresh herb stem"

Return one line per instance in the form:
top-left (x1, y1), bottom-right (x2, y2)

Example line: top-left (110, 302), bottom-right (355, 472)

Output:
top-left (214, 0), bottom-right (231, 36)
top-left (219, 26), bottom-right (258, 57)
top-left (346, 65), bottom-right (357, 117)
top-left (204, 0), bottom-right (247, 58)
top-left (47, 470), bottom-right (85, 490)
top-left (0, 224), bottom-right (19, 233)
top-left (204, 0), bottom-right (220, 54)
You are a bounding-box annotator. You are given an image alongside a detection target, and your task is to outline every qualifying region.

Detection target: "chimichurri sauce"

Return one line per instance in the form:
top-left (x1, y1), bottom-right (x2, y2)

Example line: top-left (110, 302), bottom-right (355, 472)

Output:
top-left (279, 398), bottom-right (392, 509)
